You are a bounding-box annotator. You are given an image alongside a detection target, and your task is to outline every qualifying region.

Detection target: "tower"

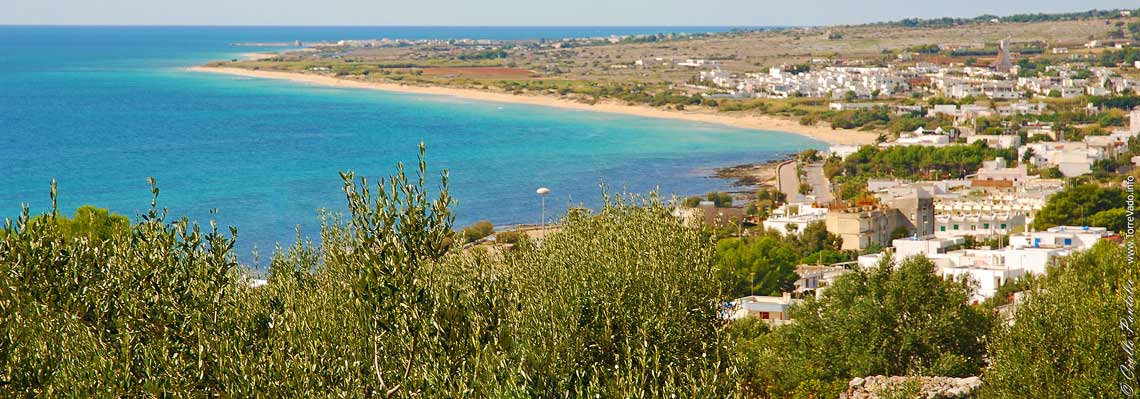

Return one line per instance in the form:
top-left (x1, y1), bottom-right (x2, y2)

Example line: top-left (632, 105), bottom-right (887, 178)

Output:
top-left (993, 40), bottom-right (1013, 73)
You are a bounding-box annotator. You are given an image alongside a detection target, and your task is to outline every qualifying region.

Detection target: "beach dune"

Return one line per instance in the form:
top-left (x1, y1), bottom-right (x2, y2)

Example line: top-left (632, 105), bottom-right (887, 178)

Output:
top-left (188, 66), bottom-right (879, 146)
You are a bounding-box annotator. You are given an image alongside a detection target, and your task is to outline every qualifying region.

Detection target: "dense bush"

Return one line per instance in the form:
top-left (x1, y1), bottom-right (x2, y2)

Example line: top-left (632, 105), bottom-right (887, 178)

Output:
top-left (1033, 183), bottom-right (1126, 230)
top-left (0, 147), bottom-right (738, 397)
top-left (459, 219), bottom-right (494, 243)
top-left (840, 142), bottom-right (1016, 180)
top-left (683, 191), bottom-right (734, 208)
top-left (716, 222), bottom-right (845, 298)
top-left (716, 237), bottom-right (800, 297)
top-left (494, 230), bottom-right (523, 244)
top-left (737, 255), bottom-right (994, 398)
top-left (980, 242), bottom-right (1134, 398)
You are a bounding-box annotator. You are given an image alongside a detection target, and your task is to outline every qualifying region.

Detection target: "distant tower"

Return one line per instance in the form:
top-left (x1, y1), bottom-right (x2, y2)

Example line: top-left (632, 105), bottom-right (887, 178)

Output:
top-left (1130, 107), bottom-right (1140, 134)
top-left (993, 39), bottom-right (1013, 73)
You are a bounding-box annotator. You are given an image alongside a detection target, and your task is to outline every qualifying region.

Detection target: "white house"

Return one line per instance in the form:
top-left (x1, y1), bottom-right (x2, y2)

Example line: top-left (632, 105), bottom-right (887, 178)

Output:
top-left (938, 250), bottom-right (1026, 303)
top-left (828, 144), bottom-right (862, 160)
top-left (892, 235), bottom-right (965, 259)
top-left (829, 102), bottom-right (882, 111)
top-left (1009, 226), bottom-right (1110, 251)
top-left (967, 135), bottom-right (1021, 149)
top-left (869, 226), bottom-right (1112, 301)
top-left (726, 294), bottom-right (801, 324)
top-left (794, 265), bottom-right (850, 298)
top-left (763, 203), bottom-right (829, 235)
top-left (1021, 142), bottom-right (1104, 177)
top-left (885, 134), bottom-right (950, 146)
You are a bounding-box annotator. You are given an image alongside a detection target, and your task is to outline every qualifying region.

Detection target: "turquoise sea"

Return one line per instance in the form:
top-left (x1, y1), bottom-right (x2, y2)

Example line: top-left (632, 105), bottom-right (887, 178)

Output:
top-left (0, 26), bottom-right (824, 260)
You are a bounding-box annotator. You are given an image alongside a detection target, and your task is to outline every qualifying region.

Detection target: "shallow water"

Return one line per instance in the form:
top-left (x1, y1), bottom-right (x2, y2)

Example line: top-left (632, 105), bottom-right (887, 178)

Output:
top-left (0, 26), bottom-right (824, 260)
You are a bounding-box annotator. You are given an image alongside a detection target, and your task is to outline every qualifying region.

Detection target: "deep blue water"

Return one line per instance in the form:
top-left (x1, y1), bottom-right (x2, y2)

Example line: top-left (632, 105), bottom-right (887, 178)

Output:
top-left (0, 26), bottom-right (823, 261)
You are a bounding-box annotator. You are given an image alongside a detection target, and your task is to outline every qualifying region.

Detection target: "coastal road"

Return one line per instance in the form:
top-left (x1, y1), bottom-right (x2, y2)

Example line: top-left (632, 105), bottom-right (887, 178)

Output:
top-left (776, 161), bottom-right (806, 203)
top-left (803, 163), bottom-right (835, 204)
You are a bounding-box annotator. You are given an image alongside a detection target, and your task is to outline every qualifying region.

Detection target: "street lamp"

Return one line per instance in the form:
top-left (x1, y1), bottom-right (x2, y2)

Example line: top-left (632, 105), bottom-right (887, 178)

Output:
top-left (536, 187), bottom-right (551, 238)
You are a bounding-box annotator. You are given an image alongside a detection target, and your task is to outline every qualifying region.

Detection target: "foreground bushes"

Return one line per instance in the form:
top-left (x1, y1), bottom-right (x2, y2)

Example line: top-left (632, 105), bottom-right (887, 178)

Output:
top-left (980, 242), bottom-right (1133, 398)
top-left (0, 147), bottom-right (736, 397)
top-left (1, 146), bottom-right (1134, 397)
top-left (735, 255), bottom-right (993, 398)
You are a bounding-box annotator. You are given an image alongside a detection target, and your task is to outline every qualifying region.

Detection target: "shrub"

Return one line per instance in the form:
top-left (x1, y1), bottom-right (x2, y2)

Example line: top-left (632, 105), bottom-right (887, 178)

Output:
top-left (980, 242), bottom-right (1131, 398)
top-left (495, 230), bottom-right (522, 244)
top-left (460, 220), bottom-right (494, 243)
top-left (738, 255), bottom-right (994, 396)
top-left (0, 147), bottom-right (739, 397)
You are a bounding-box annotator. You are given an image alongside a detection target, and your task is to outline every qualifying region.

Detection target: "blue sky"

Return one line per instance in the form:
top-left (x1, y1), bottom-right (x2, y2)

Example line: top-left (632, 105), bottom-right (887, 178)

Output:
top-left (4, 0), bottom-right (1137, 26)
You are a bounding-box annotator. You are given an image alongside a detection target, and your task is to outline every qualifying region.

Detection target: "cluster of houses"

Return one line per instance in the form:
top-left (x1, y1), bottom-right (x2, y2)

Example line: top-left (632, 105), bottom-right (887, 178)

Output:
top-left (729, 145), bottom-right (1122, 323)
top-left (828, 105), bottom-right (1140, 178)
top-left (727, 222), bottom-right (1117, 321)
top-left (854, 225), bottom-right (1114, 303)
top-left (694, 38), bottom-right (1140, 101)
top-left (689, 40), bottom-right (1140, 324)
top-left (716, 101), bottom-right (1139, 324)
top-left (699, 65), bottom-right (911, 99)
top-left (303, 32), bottom-right (697, 53)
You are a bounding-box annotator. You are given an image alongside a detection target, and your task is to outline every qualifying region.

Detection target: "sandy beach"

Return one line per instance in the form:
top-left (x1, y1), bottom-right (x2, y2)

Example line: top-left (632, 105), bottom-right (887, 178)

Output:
top-left (188, 66), bottom-right (880, 146)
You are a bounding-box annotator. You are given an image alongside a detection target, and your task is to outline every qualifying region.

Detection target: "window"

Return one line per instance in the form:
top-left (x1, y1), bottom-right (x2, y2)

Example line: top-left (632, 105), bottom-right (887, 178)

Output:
top-left (1064, 238), bottom-right (1072, 245)
top-left (953, 224), bottom-right (959, 230)
top-left (1000, 223), bottom-right (1007, 229)
top-left (940, 226), bottom-right (946, 232)
top-left (983, 223), bottom-right (990, 229)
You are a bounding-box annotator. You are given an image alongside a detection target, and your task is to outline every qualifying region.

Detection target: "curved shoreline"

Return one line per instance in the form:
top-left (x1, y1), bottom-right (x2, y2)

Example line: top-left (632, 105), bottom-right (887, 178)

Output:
top-left (187, 66), bottom-right (879, 146)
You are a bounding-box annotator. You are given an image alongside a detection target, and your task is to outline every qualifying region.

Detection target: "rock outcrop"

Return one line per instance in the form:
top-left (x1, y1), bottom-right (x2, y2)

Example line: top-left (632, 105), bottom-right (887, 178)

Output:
top-left (840, 376), bottom-right (982, 399)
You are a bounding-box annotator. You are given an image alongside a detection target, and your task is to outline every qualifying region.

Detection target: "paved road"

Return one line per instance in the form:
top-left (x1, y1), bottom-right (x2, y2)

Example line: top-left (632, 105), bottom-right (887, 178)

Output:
top-left (776, 161), bottom-right (806, 203)
top-left (803, 162), bottom-right (835, 204)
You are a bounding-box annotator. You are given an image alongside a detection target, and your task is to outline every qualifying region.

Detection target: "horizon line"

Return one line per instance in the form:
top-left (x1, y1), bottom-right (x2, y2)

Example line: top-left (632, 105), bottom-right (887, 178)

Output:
top-left (0, 24), bottom-right (786, 28)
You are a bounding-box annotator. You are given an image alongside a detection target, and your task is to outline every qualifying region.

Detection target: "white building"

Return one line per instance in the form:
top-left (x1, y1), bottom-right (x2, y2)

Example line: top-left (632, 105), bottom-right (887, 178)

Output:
top-left (763, 203), bottom-right (829, 235)
top-left (967, 135), bottom-right (1021, 149)
top-left (935, 213), bottom-right (1027, 239)
top-left (1021, 142), bottom-right (1105, 177)
top-left (1009, 226), bottom-right (1110, 252)
top-left (726, 294), bottom-right (801, 324)
top-left (881, 226), bottom-right (1113, 301)
top-left (794, 264), bottom-right (850, 298)
top-left (937, 250), bottom-right (1026, 302)
top-left (828, 144), bottom-right (862, 160)
top-left (892, 235), bottom-right (965, 259)
top-left (887, 135), bottom-right (950, 146)
top-left (829, 102), bottom-right (882, 111)
top-left (974, 157), bottom-right (1028, 184)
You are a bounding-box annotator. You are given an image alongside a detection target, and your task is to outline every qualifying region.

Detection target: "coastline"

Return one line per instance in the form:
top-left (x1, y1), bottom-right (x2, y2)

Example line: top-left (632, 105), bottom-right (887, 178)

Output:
top-left (187, 66), bottom-right (879, 146)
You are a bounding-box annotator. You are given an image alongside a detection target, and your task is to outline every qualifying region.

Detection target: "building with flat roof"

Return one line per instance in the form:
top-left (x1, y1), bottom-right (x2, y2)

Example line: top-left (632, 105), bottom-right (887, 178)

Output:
top-left (869, 226), bottom-right (1114, 301)
top-left (876, 187), bottom-right (936, 237)
top-left (892, 235), bottom-right (965, 259)
top-left (794, 264), bottom-right (850, 298)
top-left (725, 294), bottom-right (801, 325)
top-left (1009, 226), bottom-right (1111, 252)
top-left (763, 202), bottom-right (829, 236)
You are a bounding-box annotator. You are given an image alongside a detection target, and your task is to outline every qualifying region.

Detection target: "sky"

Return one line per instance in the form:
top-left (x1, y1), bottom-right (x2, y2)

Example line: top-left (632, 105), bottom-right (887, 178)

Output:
top-left (3, 0), bottom-right (1138, 26)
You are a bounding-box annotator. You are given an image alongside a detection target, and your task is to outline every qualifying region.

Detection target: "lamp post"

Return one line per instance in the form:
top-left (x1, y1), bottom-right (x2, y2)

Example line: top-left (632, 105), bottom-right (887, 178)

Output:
top-left (536, 187), bottom-right (550, 238)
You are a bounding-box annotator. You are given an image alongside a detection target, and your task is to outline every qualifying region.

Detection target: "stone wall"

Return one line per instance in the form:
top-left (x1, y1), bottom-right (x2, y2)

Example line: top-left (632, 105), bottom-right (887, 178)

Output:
top-left (840, 376), bottom-right (982, 399)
